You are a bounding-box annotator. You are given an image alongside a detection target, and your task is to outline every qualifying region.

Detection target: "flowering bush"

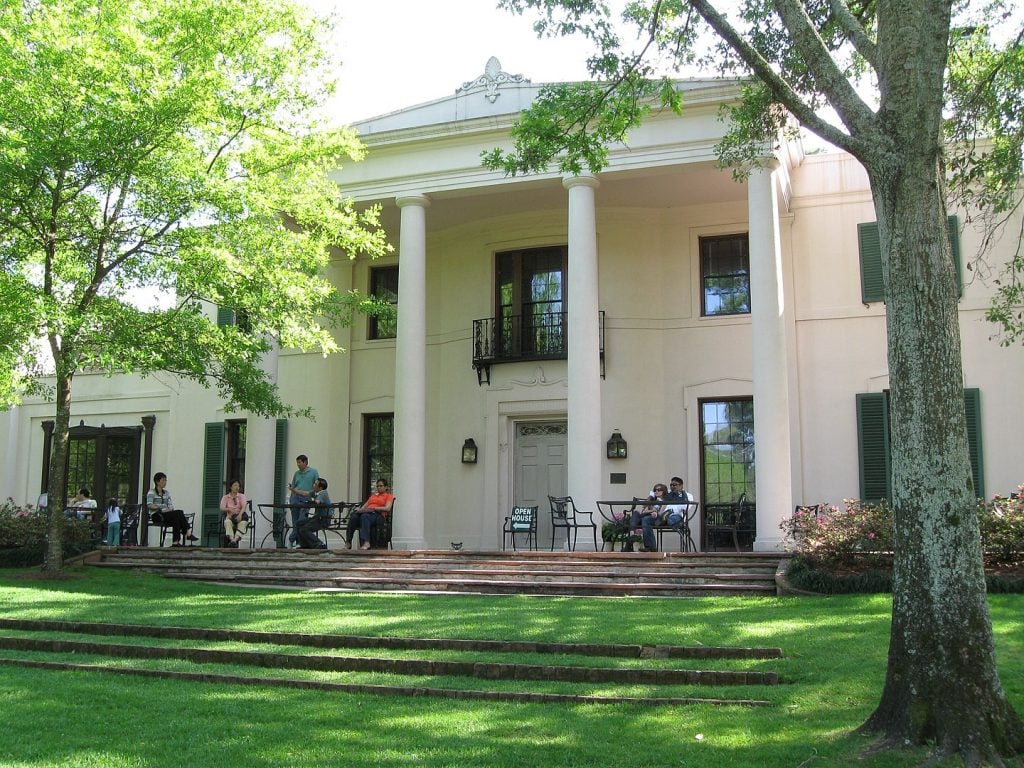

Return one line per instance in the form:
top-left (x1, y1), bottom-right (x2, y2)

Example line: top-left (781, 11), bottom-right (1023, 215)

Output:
top-left (781, 488), bottom-right (1024, 568)
top-left (780, 499), bottom-right (893, 565)
top-left (979, 487), bottom-right (1024, 567)
top-left (0, 498), bottom-right (97, 566)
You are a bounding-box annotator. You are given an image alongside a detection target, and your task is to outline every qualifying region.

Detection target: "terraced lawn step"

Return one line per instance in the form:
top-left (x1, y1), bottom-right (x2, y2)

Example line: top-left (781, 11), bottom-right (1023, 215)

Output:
top-left (0, 618), bottom-right (783, 659)
top-left (0, 635), bottom-right (781, 685)
top-left (0, 659), bottom-right (772, 707)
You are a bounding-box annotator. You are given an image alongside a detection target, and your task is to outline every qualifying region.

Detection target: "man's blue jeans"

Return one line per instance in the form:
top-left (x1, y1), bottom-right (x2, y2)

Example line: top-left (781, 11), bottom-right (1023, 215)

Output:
top-left (629, 510), bottom-right (660, 551)
top-left (288, 495), bottom-right (311, 544)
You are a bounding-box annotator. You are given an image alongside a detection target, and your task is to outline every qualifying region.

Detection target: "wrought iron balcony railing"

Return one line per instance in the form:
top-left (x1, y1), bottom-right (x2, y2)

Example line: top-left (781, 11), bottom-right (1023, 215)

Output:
top-left (472, 311), bottom-right (605, 385)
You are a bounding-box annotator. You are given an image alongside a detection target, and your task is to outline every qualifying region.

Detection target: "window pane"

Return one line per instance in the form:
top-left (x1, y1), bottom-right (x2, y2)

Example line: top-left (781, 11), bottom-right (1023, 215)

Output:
top-left (701, 234), bottom-right (751, 316)
top-left (369, 266), bottom-right (398, 340)
top-left (363, 414), bottom-right (394, 498)
top-left (700, 398), bottom-right (756, 504)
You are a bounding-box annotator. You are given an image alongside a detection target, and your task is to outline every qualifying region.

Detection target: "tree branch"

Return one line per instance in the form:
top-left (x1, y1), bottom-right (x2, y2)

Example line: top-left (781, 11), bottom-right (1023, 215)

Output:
top-left (825, 0), bottom-right (877, 66)
top-left (770, 0), bottom-right (878, 139)
top-left (686, 0), bottom-right (866, 155)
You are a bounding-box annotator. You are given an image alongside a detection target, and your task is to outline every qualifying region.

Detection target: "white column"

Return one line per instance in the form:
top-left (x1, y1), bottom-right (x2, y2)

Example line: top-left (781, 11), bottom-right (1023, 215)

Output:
top-left (563, 175), bottom-right (603, 530)
top-left (246, 344), bottom-right (280, 514)
top-left (748, 162), bottom-right (792, 551)
top-left (393, 194), bottom-right (430, 549)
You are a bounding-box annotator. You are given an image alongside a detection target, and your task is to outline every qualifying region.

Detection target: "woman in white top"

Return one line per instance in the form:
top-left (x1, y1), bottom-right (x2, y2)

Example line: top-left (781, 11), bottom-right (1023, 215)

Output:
top-left (105, 498), bottom-right (121, 546)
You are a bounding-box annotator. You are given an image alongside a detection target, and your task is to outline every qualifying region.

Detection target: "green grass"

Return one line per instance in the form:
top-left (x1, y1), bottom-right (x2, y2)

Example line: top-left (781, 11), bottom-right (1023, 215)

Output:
top-left (0, 566), bottom-right (1021, 767)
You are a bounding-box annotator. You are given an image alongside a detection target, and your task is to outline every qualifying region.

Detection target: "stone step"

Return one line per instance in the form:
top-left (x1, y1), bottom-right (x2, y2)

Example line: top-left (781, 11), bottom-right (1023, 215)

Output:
top-left (90, 548), bottom-right (781, 597)
top-left (98, 558), bottom-right (776, 581)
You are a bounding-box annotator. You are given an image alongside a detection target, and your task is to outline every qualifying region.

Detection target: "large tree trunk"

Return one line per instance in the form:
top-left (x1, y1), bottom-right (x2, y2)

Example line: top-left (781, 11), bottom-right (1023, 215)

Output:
top-left (41, 364), bottom-right (74, 575)
top-left (856, 87), bottom-right (1024, 768)
top-left (854, 2), bottom-right (1024, 762)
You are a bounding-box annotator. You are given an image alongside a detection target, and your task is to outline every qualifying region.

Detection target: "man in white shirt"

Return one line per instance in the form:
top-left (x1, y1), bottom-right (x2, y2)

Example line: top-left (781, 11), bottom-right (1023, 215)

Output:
top-left (662, 477), bottom-right (695, 527)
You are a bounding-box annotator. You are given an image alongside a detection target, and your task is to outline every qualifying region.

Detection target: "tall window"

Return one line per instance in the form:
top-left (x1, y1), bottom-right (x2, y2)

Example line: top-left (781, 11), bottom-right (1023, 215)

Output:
top-left (46, 423), bottom-right (142, 507)
top-left (700, 234), bottom-right (750, 316)
top-left (700, 398), bottom-right (756, 503)
top-left (362, 413), bottom-right (394, 499)
top-left (225, 420), bottom-right (247, 488)
top-left (368, 266), bottom-right (398, 340)
top-left (496, 245), bottom-right (567, 357)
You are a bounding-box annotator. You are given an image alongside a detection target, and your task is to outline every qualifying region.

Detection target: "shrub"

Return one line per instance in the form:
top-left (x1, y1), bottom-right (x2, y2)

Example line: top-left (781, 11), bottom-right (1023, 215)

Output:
top-left (781, 490), bottom-right (1024, 568)
top-left (779, 499), bottom-right (893, 565)
top-left (979, 487), bottom-right (1024, 567)
top-left (0, 498), bottom-right (98, 567)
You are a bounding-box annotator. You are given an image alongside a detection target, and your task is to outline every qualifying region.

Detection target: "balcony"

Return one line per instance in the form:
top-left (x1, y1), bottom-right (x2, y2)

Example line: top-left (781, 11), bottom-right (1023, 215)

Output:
top-left (472, 311), bottom-right (605, 385)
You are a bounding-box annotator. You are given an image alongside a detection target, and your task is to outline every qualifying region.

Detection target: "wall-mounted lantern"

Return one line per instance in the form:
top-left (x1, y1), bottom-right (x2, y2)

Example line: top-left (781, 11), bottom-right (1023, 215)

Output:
top-left (606, 431), bottom-right (627, 459)
top-left (461, 438), bottom-right (479, 464)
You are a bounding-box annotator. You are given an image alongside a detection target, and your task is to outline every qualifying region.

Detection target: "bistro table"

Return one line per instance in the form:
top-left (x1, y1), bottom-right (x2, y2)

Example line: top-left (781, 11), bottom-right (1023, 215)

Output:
top-left (595, 499), bottom-right (657, 551)
top-left (256, 502), bottom-right (311, 548)
top-left (595, 498), bottom-right (698, 552)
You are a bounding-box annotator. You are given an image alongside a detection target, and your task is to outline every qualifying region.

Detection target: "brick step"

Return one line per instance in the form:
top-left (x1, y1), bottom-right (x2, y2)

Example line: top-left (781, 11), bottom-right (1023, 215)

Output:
top-left (165, 571), bottom-right (777, 596)
top-left (98, 548), bottom-right (779, 570)
top-left (90, 548), bottom-right (782, 597)
top-left (0, 618), bottom-right (783, 659)
top-left (99, 558), bottom-right (776, 582)
top-left (0, 635), bottom-right (780, 685)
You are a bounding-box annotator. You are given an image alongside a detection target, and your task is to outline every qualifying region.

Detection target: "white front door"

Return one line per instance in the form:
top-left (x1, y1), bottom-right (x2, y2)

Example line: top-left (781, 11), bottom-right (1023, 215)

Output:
top-left (514, 421), bottom-right (568, 549)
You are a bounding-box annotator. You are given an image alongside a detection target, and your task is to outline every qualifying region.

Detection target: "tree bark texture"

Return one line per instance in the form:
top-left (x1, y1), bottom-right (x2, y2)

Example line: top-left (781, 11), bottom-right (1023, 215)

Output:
top-left (42, 365), bottom-right (73, 575)
top-left (855, 1), bottom-right (1024, 762)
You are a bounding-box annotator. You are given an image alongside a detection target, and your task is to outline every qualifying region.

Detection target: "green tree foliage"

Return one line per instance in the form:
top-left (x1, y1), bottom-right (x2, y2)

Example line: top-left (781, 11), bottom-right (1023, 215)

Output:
top-left (489, 0), bottom-right (1023, 763)
top-left (0, 0), bottom-right (390, 571)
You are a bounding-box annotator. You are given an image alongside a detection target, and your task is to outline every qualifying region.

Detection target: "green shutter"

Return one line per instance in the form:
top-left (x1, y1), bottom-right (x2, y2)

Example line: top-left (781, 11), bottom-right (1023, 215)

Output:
top-left (856, 392), bottom-right (891, 501)
top-left (202, 422), bottom-right (226, 547)
top-left (274, 419), bottom-right (288, 504)
top-left (947, 215), bottom-right (963, 298)
top-left (216, 306), bottom-right (234, 327)
top-left (860, 217), bottom-right (961, 303)
top-left (858, 222), bottom-right (884, 304)
top-left (964, 388), bottom-right (984, 499)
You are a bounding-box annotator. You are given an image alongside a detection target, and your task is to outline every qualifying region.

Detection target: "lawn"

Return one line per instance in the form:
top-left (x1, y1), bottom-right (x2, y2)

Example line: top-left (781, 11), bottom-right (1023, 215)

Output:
top-left (0, 566), bottom-right (1020, 768)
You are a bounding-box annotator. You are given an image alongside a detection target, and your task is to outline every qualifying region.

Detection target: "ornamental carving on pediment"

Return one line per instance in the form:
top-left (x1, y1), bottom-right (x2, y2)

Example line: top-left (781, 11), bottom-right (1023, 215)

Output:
top-left (457, 57), bottom-right (529, 103)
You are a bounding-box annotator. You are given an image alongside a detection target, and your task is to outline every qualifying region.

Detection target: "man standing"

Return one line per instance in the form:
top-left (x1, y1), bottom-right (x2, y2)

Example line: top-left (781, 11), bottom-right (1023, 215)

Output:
top-left (287, 454), bottom-right (319, 548)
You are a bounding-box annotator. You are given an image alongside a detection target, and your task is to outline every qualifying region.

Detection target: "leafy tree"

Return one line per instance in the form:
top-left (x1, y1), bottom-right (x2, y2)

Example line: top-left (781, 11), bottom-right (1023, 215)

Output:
top-left (0, 0), bottom-right (390, 573)
top-left (487, 0), bottom-right (1023, 763)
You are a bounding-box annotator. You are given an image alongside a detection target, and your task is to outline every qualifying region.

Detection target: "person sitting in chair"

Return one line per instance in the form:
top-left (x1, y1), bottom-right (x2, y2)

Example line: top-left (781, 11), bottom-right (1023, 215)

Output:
top-left (147, 472), bottom-right (198, 547)
top-left (628, 483), bottom-right (667, 552)
top-left (345, 478), bottom-right (394, 550)
top-left (663, 477), bottom-right (695, 527)
top-left (297, 478), bottom-right (332, 549)
top-left (220, 479), bottom-right (249, 547)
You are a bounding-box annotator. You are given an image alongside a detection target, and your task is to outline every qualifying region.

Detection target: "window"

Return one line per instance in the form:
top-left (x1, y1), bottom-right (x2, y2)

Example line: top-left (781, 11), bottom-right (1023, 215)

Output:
top-left (699, 398), bottom-right (756, 503)
top-left (42, 422), bottom-right (142, 507)
top-left (225, 420), bottom-right (247, 488)
top-left (856, 389), bottom-right (984, 501)
top-left (216, 306), bottom-right (251, 333)
top-left (362, 413), bottom-right (394, 500)
top-left (700, 234), bottom-right (750, 316)
top-left (368, 266), bottom-right (398, 340)
top-left (858, 215), bottom-right (962, 303)
top-left (495, 246), bottom-right (567, 357)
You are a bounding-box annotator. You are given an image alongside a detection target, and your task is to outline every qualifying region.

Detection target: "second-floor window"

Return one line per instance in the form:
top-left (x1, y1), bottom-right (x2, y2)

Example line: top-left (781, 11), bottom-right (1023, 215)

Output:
top-left (496, 245), bottom-right (567, 357)
top-left (700, 233), bottom-right (750, 316)
top-left (368, 266), bottom-right (398, 340)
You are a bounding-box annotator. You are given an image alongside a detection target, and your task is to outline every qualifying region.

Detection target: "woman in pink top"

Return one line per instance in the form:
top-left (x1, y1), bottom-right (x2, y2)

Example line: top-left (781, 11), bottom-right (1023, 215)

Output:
top-left (220, 480), bottom-right (249, 547)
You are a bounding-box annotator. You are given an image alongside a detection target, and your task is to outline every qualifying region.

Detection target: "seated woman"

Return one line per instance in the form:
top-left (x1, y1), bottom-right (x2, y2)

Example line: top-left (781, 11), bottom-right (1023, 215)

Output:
top-left (147, 472), bottom-right (198, 546)
top-left (220, 479), bottom-right (249, 547)
top-left (345, 478), bottom-right (394, 550)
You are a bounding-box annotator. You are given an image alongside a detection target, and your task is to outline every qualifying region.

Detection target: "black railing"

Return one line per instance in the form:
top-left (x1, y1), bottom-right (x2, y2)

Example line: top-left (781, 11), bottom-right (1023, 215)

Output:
top-left (472, 311), bottom-right (605, 385)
